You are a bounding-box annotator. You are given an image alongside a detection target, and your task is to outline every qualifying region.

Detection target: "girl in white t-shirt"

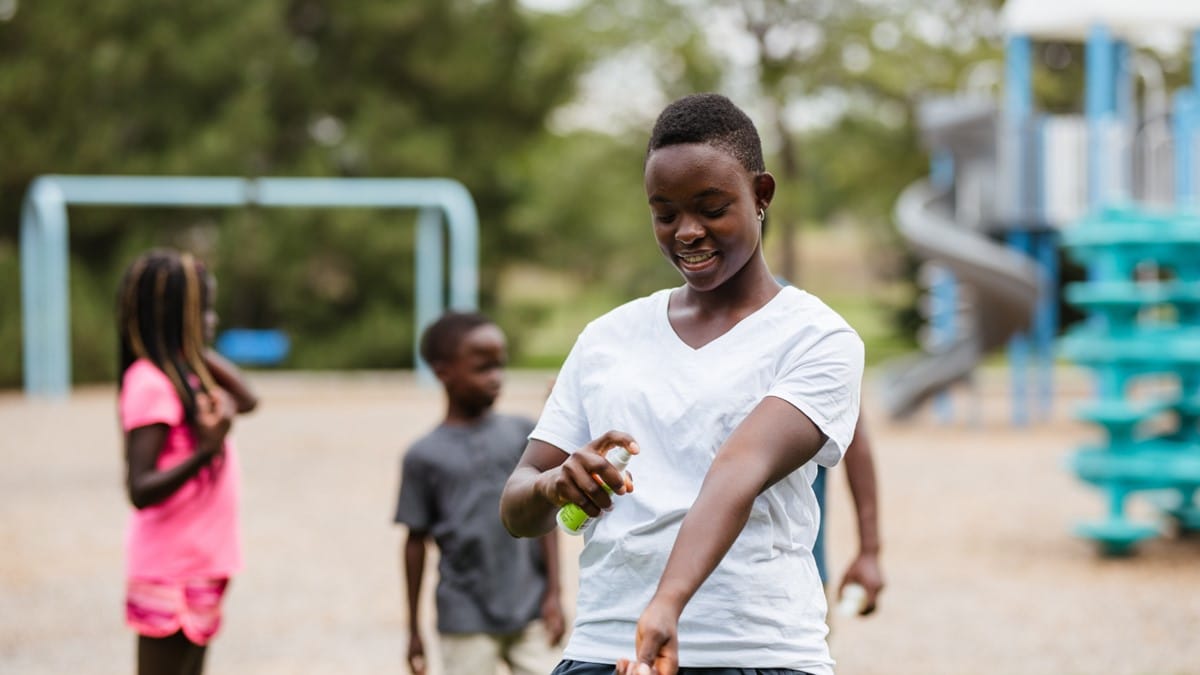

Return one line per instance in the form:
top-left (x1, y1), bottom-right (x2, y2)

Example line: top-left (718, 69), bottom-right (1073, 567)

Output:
top-left (500, 93), bottom-right (864, 675)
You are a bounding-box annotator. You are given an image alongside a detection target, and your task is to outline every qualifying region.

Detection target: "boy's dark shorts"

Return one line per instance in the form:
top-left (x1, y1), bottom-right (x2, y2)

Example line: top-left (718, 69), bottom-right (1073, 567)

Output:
top-left (551, 660), bottom-right (812, 675)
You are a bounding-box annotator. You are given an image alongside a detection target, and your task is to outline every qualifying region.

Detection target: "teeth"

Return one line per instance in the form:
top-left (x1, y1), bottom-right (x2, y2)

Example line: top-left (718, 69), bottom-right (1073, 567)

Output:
top-left (681, 252), bottom-right (714, 264)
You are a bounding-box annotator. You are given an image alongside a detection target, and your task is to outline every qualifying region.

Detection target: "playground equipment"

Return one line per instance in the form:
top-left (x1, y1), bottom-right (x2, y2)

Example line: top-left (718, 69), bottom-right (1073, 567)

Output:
top-left (1017, 4), bottom-right (1200, 553)
top-left (1060, 206), bottom-right (1200, 553)
top-left (883, 1), bottom-right (1200, 431)
top-left (885, 0), bottom-right (1200, 552)
top-left (20, 176), bottom-right (479, 399)
top-left (879, 100), bottom-right (1041, 420)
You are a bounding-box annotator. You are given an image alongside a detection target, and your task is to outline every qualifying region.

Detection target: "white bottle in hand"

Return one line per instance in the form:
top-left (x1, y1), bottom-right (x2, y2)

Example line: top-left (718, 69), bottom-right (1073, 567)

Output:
top-left (836, 583), bottom-right (868, 617)
top-left (556, 446), bottom-right (633, 535)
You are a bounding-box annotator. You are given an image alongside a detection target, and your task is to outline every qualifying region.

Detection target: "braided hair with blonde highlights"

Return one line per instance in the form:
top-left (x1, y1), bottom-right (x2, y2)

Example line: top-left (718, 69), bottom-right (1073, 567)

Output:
top-left (117, 249), bottom-right (218, 420)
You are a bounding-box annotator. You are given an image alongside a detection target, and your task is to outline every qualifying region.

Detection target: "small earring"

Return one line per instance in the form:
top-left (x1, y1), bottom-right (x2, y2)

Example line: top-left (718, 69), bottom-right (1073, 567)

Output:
top-left (758, 208), bottom-right (765, 221)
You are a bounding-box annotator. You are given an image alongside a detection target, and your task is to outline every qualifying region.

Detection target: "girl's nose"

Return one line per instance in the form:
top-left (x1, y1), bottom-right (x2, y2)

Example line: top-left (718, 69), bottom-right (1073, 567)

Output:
top-left (674, 216), bottom-right (705, 244)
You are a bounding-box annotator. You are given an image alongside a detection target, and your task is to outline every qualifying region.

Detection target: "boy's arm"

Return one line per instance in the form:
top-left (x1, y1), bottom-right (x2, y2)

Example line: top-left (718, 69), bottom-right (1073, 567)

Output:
top-left (403, 532), bottom-right (429, 675)
top-left (618, 396), bottom-right (828, 675)
top-left (203, 348), bottom-right (259, 414)
top-left (838, 420), bottom-right (884, 614)
top-left (538, 531), bottom-right (565, 645)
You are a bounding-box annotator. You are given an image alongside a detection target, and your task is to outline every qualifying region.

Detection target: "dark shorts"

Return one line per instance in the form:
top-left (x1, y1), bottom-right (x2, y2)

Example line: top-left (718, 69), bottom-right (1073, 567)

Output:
top-left (551, 659), bottom-right (812, 675)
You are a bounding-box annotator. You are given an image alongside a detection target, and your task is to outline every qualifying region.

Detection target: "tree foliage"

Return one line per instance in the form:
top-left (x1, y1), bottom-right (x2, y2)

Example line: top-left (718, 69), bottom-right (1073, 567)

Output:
top-left (5, 0), bottom-right (1136, 386)
top-left (0, 0), bottom-right (600, 383)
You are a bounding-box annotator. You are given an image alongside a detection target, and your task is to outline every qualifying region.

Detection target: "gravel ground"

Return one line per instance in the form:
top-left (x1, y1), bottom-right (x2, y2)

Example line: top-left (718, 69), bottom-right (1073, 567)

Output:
top-left (2, 368), bottom-right (1198, 675)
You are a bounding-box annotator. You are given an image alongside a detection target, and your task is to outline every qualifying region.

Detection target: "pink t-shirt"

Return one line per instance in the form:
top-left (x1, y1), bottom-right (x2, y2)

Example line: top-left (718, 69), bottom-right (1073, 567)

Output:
top-left (119, 359), bottom-right (242, 581)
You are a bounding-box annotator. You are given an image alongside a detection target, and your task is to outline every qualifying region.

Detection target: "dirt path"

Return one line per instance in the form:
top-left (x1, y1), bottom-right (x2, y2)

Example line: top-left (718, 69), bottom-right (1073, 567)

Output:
top-left (2, 369), bottom-right (1197, 674)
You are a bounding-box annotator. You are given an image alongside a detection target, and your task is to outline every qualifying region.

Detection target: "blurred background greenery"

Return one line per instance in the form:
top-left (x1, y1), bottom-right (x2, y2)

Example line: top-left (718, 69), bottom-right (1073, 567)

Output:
top-left (0, 0), bottom-right (1023, 385)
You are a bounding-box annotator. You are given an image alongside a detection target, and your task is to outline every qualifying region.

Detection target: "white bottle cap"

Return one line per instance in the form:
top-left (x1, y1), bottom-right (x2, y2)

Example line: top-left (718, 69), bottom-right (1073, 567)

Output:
top-left (836, 583), bottom-right (867, 617)
top-left (607, 445), bottom-right (632, 470)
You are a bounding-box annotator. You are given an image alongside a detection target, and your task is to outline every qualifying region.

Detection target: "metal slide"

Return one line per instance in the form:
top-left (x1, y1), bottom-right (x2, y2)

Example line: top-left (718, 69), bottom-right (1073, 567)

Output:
top-left (878, 179), bottom-right (1040, 419)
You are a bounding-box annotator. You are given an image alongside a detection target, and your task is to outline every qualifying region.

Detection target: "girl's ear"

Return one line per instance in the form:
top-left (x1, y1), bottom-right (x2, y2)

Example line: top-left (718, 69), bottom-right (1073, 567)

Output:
top-left (754, 172), bottom-right (777, 211)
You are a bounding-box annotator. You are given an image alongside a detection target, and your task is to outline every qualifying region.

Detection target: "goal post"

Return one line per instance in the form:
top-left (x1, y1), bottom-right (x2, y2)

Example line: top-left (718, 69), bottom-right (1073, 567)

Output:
top-left (20, 175), bottom-right (479, 398)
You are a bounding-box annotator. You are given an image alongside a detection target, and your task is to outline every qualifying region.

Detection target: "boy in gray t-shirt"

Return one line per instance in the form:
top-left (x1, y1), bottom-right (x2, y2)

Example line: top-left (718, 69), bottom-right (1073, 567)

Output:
top-left (395, 311), bottom-right (563, 675)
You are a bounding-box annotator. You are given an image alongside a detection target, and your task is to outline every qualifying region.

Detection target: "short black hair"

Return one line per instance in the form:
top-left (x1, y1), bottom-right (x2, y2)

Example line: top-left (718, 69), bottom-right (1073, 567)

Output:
top-left (646, 93), bottom-right (765, 173)
top-left (419, 311), bottom-right (495, 366)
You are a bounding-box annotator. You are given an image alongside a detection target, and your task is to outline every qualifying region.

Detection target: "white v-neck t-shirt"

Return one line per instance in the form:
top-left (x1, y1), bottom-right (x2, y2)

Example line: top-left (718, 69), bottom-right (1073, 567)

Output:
top-left (531, 285), bottom-right (864, 673)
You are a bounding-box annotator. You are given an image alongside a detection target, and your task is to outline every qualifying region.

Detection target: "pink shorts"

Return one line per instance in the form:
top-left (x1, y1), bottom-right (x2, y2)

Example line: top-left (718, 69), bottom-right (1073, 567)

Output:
top-left (126, 577), bottom-right (230, 645)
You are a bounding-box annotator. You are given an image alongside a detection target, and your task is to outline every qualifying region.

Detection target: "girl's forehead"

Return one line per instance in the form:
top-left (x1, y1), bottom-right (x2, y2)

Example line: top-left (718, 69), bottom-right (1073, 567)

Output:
top-left (647, 141), bottom-right (737, 163)
top-left (645, 143), bottom-right (749, 193)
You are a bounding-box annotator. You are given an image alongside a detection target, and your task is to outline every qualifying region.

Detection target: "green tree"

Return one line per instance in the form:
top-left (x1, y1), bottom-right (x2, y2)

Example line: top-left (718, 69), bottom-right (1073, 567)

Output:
top-left (0, 0), bottom-right (597, 384)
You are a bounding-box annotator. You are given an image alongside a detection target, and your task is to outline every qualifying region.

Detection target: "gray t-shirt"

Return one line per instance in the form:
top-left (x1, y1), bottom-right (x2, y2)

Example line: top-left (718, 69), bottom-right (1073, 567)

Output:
top-left (394, 413), bottom-right (546, 634)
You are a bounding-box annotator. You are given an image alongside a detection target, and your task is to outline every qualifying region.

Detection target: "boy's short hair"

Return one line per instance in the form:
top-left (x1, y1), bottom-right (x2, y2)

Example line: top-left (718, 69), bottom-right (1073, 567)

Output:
top-left (646, 93), bottom-right (765, 174)
top-left (420, 311), bottom-right (495, 366)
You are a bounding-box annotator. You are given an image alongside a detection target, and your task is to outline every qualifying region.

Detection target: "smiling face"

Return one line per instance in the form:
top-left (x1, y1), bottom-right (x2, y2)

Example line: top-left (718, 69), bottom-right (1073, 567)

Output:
top-left (645, 142), bottom-right (774, 293)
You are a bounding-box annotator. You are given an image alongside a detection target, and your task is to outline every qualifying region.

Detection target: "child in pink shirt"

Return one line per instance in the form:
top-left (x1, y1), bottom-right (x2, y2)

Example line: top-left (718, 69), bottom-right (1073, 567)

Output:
top-left (117, 249), bottom-right (258, 674)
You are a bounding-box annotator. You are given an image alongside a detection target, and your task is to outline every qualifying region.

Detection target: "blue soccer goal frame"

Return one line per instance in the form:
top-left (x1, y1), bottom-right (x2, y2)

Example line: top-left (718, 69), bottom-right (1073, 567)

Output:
top-left (20, 175), bottom-right (479, 398)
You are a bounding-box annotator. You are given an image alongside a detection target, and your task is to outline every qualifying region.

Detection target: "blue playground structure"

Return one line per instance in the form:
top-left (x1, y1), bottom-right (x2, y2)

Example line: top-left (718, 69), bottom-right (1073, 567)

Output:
top-left (884, 1), bottom-right (1200, 553)
top-left (20, 176), bottom-right (480, 398)
top-left (1060, 206), bottom-right (1200, 553)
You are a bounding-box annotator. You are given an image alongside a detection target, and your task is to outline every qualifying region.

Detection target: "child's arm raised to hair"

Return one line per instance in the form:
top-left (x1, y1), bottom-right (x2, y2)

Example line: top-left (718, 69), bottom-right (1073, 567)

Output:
top-left (125, 392), bottom-right (232, 509)
top-left (500, 431), bottom-right (639, 539)
top-left (403, 531), bottom-right (429, 675)
top-left (203, 348), bottom-right (259, 414)
top-left (617, 397), bottom-right (829, 675)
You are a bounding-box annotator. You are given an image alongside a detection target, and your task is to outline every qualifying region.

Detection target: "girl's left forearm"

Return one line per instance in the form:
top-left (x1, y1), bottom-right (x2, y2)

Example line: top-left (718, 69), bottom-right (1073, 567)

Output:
top-left (650, 457), bottom-right (758, 613)
top-left (651, 397), bottom-right (826, 613)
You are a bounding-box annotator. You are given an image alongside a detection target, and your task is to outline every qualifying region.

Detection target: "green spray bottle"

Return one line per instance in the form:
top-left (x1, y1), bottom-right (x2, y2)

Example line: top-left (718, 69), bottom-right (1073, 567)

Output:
top-left (556, 445), bottom-right (633, 536)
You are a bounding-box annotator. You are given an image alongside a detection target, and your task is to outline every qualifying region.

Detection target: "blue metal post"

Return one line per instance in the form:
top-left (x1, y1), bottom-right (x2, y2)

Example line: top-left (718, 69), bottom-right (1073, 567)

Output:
top-left (19, 197), bottom-right (42, 395)
top-left (415, 207), bottom-right (444, 384)
top-left (1004, 35), bottom-right (1034, 191)
top-left (1086, 25), bottom-right (1116, 216)
top-left (20, 180), bottom-right (71, 398)
top-left (1085, 26), bottom-right (1122, 408)
top-left (1178, 31), bottom-right (1200, 206)
top-left (1007, 230), bottom-right (1032, 426)
top-left (1030, 115), bottom-right (1057, 422)
top-left (1035, 231), bottom-right (1059, 421)
top-left (1176, 91), bottom-right (1198, 206)
top-left (929, 151), bottom-right (957, 422)
top-left (1005, 34), bottom-right (1034, 425)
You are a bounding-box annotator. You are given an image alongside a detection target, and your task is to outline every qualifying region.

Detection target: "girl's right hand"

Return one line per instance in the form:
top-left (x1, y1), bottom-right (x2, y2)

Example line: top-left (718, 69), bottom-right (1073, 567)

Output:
top-left (536, 430), bottom-right (638, 517)
top-left (193, 390), bottom-right (233, 457)
top-left (618, 595), bottom-right (682, 675)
